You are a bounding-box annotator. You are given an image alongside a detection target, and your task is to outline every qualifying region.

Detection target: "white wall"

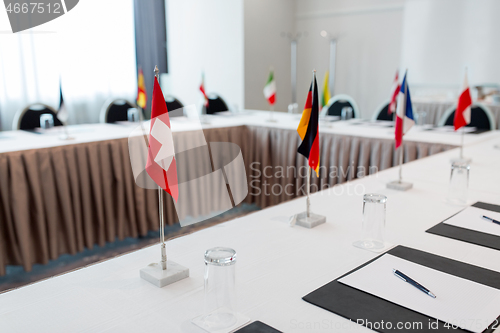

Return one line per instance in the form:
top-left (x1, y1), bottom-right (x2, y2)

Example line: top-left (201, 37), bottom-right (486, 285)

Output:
top-left (165, 0), bottom-right (245, 110)
top-left (243, 0), bottom-right (295, 112)
top-left (401, 0), bottom-right (500, 89)
top-left (295, 0), bottom-right (404, 118)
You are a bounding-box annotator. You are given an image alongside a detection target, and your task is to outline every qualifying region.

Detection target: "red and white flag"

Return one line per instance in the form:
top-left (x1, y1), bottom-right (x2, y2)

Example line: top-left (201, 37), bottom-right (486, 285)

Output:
top-left (146, 77), bottom-right (179, 201)
top-left (454, 71), bottom-right (472, 131)
top-left (388, 70), bottom-right (400, 114)
top-left (199, 72), bottom-right (208, 107)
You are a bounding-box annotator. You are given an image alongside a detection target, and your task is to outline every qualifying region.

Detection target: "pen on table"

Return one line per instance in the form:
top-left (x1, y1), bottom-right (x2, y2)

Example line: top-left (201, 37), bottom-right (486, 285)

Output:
top-left (392, 269), bottom-right (436, 299)
top-left (481, 215), bottom-right (500, 225)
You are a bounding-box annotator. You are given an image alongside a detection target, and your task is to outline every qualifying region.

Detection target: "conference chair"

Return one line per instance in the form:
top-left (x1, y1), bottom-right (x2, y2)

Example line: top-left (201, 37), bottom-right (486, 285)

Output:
top-left (438, 103), bottom-right (495, 130)
top-left (371, 100), bottom-right (394, 121)
top-left (165, 96), bottom-right (184, 116)
top-left (320, 94), bottom-right (360, 119)
top-left (202, 94), bottom-right (229, 115)
top-left (12, 103), bottom-right (63, 130)
top-left (100, 99), bottom-right (137, 123)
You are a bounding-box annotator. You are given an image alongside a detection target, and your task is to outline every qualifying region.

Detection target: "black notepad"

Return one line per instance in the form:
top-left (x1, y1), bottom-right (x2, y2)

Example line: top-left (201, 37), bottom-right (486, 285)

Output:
top-left (234, 321), bottom-right (282, 333)
top-left (427, 202), bottom-right (500, 251)
top-left (303, 246), bottom-right (500, 333)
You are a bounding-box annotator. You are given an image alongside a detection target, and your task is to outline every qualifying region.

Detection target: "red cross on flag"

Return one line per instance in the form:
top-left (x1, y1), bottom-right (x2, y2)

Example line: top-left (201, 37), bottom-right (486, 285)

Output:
top-left (146, 77), bottom-right (179, 201)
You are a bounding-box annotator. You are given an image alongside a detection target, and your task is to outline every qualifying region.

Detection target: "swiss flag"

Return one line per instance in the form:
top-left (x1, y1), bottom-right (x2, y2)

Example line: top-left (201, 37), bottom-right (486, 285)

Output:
top-left (454, 71), bottom-right (472, 131)
top-left (146, 77), bottom-right (179, 201)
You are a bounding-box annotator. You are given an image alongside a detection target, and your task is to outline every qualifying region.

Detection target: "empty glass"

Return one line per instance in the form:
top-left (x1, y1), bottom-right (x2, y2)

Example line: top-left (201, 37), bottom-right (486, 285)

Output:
top-left (195, 247), bottom-right (237, 331)
top-left (353, 194), bottom-right (387, 250)
top-left (127, 108), bottom-right (140, 122)
top-left (341, 106), bottom-right (353, 120)
top-left (415, 110), bottom-right (427, 126)
top-left (40, 113), bottom-right (54, 129)
top-left (447, 162), bottom-right (470, 205)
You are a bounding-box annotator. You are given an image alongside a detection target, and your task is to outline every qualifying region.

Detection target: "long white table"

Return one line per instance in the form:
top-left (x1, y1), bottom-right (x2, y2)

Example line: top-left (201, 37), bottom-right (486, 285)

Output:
top-left (1, 133), bottom-right (499, 332)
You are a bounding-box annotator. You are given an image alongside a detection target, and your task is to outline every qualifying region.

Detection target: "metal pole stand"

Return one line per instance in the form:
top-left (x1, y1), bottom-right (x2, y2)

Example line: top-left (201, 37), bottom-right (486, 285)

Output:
top-left (296, 166), bottom-right (326, 229)
top-left (139, 66), bottom-right (189, 288)
top-left (387, 143), bottom-right (413, 191)
top-left (267, 105), bottom-right (278, 123)
top-left (450, 127), bottom-right (472, 164)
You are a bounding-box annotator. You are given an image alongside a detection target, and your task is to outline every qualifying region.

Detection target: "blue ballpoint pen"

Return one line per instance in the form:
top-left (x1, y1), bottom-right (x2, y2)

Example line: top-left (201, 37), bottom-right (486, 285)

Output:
top-left (482, 215), bottom-right (500, 225)
top-left (393, 269), bottom-right (437, 299)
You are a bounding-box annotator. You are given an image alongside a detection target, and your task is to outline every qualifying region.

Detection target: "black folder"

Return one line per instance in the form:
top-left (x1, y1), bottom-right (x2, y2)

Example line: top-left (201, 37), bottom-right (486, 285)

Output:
top-left (303, 246), bottom-right (500, 333)
top-left (234, 321), bottom-right (282, 333)
top-left (427, 202), bottom-right (500, 251)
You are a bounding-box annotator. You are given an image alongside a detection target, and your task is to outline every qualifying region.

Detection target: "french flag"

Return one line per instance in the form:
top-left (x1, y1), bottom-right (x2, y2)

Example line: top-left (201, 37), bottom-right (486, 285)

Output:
top-left (395, 71), bottom-right (414, 149)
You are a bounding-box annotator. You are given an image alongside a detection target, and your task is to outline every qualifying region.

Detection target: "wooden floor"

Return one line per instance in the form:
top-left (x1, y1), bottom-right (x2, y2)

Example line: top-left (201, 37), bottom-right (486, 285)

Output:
top-left (0, 204), bottom-right (260, 293)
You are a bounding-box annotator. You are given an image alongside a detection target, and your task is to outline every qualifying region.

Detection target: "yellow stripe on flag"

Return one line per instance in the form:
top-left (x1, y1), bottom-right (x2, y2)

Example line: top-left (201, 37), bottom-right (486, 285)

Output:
top-left (297, 107), bottom-right (311, 140)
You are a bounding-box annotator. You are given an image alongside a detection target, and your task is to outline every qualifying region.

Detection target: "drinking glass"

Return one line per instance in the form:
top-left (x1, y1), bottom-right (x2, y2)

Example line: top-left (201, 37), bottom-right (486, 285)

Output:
top-left (447, 162), bottom-right (470, 205)
top-left (40, 113), bottom-right (54, 129)
top-left (197, 247), bottom-right (237, 330)
top-left (353, 194), bottom-right (387, 250)
top-left (341, 106), bottom-right (353, 120)
top-left (415, 111), bottom-right (427, 126)
top-left (127, 108), bottom-right (140, 122)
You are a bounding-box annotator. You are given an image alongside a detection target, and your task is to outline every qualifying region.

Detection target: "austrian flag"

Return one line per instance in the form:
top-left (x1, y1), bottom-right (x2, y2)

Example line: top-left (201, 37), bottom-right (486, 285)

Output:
top-left (146, 77), bottom-right (179, 201)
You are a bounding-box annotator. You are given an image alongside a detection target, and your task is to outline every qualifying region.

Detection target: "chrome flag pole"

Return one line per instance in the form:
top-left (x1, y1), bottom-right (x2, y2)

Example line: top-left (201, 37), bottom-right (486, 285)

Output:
top-left (139, 65), bottom-right (189, 287)
top-left (154, 65), bottom-right (167, 271)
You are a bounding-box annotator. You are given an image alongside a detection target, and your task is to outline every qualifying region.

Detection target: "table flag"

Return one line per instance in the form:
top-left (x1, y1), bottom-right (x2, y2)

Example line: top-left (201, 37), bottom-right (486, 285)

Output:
top-left (388, 70), bottom-right (400, 114)
top-left (199, 72), bottom-right (208, 107)
top-left (395, 71), bottom-right (414, 148)
top-left (321, 71), bottom-right (330, 108)
top-left (57, 79), bottom-right (68, 123)
top-left (146, 77), bottom-right (179, 201)
top-left (297, 74), bottom-right (320, 176)
top-left (136, 68), bottom-right (147, 110)
top-left (263, 70), bottom-right (276, 105)
top-left (454, 70), bottom-right (472, 130)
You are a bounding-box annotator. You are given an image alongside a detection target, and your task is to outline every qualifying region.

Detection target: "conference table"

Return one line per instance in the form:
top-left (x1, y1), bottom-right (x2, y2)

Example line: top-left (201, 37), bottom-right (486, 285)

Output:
top-left (0, 111), bottom-right (498, 277)
top-left (0, 130), bottom-right (499, 332)
top-left (412, 100), bottom-right (500, 129)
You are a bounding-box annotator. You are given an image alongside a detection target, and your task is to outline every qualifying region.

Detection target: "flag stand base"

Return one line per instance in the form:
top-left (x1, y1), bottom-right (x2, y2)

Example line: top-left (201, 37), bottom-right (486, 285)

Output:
top-left (450, 156), bottom-right (472, 164)
top-left (140, 261), bottom-right (189, 288)
top-left (59, 134), bottom-right (75, 141)
top-left (387, 180), bottom-right (413, 191)
top-left (266, 118), bottom-right (278, 123)
top-left (295, 212), bottom-right (326, 229)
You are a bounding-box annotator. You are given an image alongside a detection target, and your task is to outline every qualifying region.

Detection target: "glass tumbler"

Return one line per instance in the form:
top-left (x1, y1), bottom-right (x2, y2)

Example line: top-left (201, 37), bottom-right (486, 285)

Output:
top-left (353, 194), bottom-right (387, 250)
top-left (127, 108), bottom-right (140, 122)
top-left (447, 162), bottom-right (470, 205)
top-left (200, 247), bottom-right (237, 330)
top-left (341, 106), bottom-right (353, 120)
top-left (40, 113), bottom-right (54, 129)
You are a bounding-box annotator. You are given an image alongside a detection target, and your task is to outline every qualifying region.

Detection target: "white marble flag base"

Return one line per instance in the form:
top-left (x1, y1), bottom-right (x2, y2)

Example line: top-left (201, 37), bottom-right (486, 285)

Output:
top-left (266, 118), bottom-right (278, 123)
top-left (295, 212), bottom-right (326, 228)
top-left (386, 180), bottom-right (413, 191)
top-left (140, 261), bottom-right (189, 288)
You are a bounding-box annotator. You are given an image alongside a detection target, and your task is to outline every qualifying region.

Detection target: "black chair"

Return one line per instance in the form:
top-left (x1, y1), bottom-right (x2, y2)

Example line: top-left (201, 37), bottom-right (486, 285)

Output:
top-left (203, 94), bottom-right (229, 115)
top-left (320, 94), bottom-right (360, 118)
top-left (12, 104), bottom-right (63, 130)
top-left (100, 99), bottom-right (136, 123)
top-left (438, 103), bottom-right (495, 130)
top-left (372, 100), bottom-right (394, 121)
top-left (165, 96), bottom-right (184, 116)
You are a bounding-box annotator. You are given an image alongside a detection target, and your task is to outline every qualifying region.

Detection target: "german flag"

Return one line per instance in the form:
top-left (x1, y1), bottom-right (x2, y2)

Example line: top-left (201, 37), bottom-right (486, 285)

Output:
top-left (297, 74), bottom-right (320, 176)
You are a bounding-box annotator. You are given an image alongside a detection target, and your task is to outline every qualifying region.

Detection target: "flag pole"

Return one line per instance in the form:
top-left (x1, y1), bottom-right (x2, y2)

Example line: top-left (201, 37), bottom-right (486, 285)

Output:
top-left (306, 69), bottom-right (317, 219)
top-left (398, 142), bottom-right (403, 183)
top-left (460, 126), bottom-right (465, 159)
top-left (154, 65), bottom-right (167, 271)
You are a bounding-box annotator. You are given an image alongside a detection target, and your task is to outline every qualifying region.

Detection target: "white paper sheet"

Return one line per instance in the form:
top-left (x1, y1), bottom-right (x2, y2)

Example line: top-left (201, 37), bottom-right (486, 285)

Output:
top-left (338, 254), bottom-right (500, 333)
top-left (444, 206), bottom-right (500, 237)
top-left (432, 126), bottom-right (477, 133)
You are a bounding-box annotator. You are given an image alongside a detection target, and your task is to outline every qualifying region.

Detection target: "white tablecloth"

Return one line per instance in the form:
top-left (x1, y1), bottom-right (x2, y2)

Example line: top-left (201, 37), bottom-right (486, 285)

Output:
top-left (1, 133), bottom-right (500, 332)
